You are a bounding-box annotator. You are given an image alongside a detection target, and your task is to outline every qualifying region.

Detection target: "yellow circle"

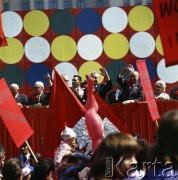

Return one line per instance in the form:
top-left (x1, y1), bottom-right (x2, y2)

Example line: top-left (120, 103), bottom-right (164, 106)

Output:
top-left (128, 6), bottom-right (154, 31)
top-left (0, 38), bottom-right (24, 64)
top-left (24, 10), bottom-right (49, 36)
top-left (156, 35), bottom-right (164, 56)
top-left (51, 36), bottom-right (77, 61)
top-left (103, 33), bottom-right (129, 59)
top-left (79, 61), bottom-right (104, 83)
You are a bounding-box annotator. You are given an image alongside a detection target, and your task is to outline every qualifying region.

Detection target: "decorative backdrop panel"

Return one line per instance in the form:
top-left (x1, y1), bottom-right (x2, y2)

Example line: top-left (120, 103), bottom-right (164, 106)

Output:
top-left (0, 6), bottom-right (177, 96)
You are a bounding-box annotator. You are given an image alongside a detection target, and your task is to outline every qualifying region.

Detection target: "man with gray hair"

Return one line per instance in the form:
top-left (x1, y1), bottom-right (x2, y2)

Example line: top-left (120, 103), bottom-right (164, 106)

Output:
top-left (10, 83), bottom-right (28, 108)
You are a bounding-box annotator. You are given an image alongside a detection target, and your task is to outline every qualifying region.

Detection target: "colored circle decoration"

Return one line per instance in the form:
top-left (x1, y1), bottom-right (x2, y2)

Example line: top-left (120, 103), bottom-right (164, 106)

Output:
top-left (77, 35), bottom-right (103, 61)
top-left (2, 11), bottom-right (23, 38)
top-left (128, 6), bottom-right (154, 32)
top-left (76, 8), bottom-right (101, 34)
top-left (130, 32), bottom-right (155, 58)
top-left (104, 33), bottom-right (129, 59)
top-left (133, 59), bottom-right (157, 81)
top-left (24, 10), bottom-right (49, 36)
top-left (156, 35), bottom-right (164, 56)
top-left (157, 59), bottom-right (178, 84)
top-left (26, 63), bottom-right (52, 87)
top-left (102, 7), bottom-right (128, 33)
top-left (54, 62), bottom-right (78, 87)
top-left (79, 61), bottom-right (103, 83)
top-left (51, 35), bottom-right (77, 61)
top-left (25, 37), bottom-right (50, 63)
top-left (0, 38), bottom-right (24, 64)
top-left (106, 60), bottom-right (128, 85)
top-left (0, 65), bottom-right (25, 87)
top-left (50, 9), bottom-right (75, 35)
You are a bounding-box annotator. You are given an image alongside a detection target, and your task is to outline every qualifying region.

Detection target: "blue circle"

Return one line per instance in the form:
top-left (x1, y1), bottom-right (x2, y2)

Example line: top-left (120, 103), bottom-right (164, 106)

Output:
top-left (106, 60), bottom-right (128, 85)
top-left (76, 8), bottom-right (101, 34)
top-left (0, 65), bottom-right (25, 87)
top-left (26, 63), bottom-right (52, 87)
top-left (133, 59), bottom-right (157, 81)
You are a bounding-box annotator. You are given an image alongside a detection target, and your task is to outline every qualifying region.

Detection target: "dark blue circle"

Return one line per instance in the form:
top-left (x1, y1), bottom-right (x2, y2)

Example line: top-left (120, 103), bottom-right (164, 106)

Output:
top-left (106, 60), bottom-right (128, 85)
top-left (26, 63), bottom-right (52, 87)
top-left (133, 59), bottom-right (157, 81)
top-left (76, 8), bottom-right (101, 34)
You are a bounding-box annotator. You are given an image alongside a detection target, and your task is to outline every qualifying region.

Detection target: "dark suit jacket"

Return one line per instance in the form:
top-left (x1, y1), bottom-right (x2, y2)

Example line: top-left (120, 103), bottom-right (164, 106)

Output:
top-left (16, 94), bottom-right (28, 105)
top-left (170, 87), bottom-right (178, 100)
top-left (28, 91), bottom-right (50, 106)
top-left (95, 80), bottom-right (113, 100)
top-left (117, 77), bottom-right (144, 102)
top-left (108, 89), bottom-right (125, 104)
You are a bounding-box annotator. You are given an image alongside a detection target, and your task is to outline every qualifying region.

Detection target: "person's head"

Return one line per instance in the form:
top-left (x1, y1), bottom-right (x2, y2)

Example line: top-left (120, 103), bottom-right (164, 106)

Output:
top-left (89, 133), bottom-right (139, 179)
top-left (61, 126), bottom-right (77, 148)
top-left (129, 71), bottom-right (139, 85)
top-left (30, 153), bottom-right (41, 167)
top-left (10, 83), bottom-right (19, 97)
top-left (2, 158), bottom-right (22, 180)
top-left (90, 71), bottom-right (100, 86)
top-left (81, 80), bottom-right (87, 89)
top-left (22, 166), bottom-right (33, 180)
top-left (61, 74), bottom-right (69, 86)
top-left (33, 81), bottom-right (44, 95)
top-left (154, 80), bottom-right (166, 95)
top-left (0, 144), bottom-right (5, 163)
top-left (72, 75), bottom-right (82, 88)
top-left (21, 143), bottom-right (29, 155)
top-left (34, 158), bottom-right (54, 180)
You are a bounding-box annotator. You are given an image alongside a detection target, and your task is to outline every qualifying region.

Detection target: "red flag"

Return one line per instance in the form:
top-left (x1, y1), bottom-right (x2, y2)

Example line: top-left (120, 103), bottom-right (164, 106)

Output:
top-left (0, 1), bottom-right (7, 46)
top-left (136, 60), bottom-right (160, 121)
top-left (43, 69), bottom-right (86, 158)
top-left (0, 78), bottom-right (34, 147)
top-left (94, 93), bottom-right (130, 134)
top-left (154, 0), bottom-right (178, 66)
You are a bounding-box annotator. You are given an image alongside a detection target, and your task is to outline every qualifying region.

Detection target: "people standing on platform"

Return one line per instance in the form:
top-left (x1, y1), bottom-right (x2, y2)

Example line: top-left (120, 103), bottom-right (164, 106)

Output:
top-left (154, 80), bottom-right (170, 100)
top-left (54, 126), bottom-right (90, 180)
top-left (90, 67), bottom-right (113, 101)
top-left (10, 83), bottom-right (28, 108)
top-left (117, 64), bottom-right (144, 105)
top-left (71, 75), bottom-right (85, 104)
top-left (28, 73), bottom-right (53, 107)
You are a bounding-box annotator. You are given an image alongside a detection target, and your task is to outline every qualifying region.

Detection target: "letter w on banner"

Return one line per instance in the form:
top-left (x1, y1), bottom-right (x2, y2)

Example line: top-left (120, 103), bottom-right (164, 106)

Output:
top-left (154, 0), bottom-right (178, 66)
top-left (136, 60), bottom-right (160, 121)
top-left (0, 78), bottom-right (34, 147)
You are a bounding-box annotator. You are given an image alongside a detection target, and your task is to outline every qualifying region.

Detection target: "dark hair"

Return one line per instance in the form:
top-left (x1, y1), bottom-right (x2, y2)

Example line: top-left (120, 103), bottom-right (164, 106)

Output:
top-left (2, 158), bottom-right (22, 180)
top-left (73, 75), bottom-right (82, 82)
top-left (34, 158), bottom-right (54, 180)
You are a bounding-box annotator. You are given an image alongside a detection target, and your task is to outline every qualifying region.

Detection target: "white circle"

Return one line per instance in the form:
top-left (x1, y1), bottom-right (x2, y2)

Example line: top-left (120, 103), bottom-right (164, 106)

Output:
top-left (157, 59), bottom-right (178, 84)
top-left (54, 62), bottom-right (78, 87)
top-left (102, 7), bottom-right (128, 33)
top-left (77, 35), bottom-right (103, 61)
top-left (130, 32), bottom-right (155, 58)
top-left (25, 37), bottom-right (50, 63)
top-left (2, 11), bottom-right (23, 38)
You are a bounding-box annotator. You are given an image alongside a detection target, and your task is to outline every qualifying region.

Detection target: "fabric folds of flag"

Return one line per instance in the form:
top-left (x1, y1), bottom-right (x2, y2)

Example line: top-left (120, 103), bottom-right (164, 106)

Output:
top-left (43, 69), bottom-right (86, 158)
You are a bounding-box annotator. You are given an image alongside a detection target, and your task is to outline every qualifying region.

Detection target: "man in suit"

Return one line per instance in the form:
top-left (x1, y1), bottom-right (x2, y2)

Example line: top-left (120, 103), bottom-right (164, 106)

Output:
top-left (10, 83), bottom-right (28, 108)
top-left (28, 73), bottom-right (53, 107)
top-left (117, 64), bottom-right (144, 105)
top-left (90, 67), bottom-right (113, 101)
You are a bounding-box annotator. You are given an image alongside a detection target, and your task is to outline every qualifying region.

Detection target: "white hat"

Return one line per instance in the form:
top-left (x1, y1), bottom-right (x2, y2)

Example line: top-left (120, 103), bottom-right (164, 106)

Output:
top-left (61, 126), bottom-right (76, 141)
top-left (10, 83), bottom-right (19, 89)
top-left (155, 80), bottom-right (166, 88)
top-left (21, 166), bottom-right (33, 177)
top-left (34, 81), bottom-right (44, 88)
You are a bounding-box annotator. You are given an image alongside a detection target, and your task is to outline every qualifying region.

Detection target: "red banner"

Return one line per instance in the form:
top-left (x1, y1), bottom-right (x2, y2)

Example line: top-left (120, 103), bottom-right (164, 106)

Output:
top-left (154, 0), bottom-right (178, 66)
top-left (136, 60), bottom-right (160, 121)
top-left (0, 78), bottom-right (34, 147)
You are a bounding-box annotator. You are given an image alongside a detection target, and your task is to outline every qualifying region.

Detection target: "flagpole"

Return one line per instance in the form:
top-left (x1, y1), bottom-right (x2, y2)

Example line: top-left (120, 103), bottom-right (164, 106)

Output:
top-left (25, 141), bottom-right (38, 163)
top-left (155, 120), bottom-right (159, 128)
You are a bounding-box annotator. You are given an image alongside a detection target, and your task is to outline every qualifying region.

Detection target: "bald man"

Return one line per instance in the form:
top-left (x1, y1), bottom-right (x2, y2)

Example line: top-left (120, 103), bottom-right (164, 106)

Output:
top-left (10, 83), bottom-right (28, 108)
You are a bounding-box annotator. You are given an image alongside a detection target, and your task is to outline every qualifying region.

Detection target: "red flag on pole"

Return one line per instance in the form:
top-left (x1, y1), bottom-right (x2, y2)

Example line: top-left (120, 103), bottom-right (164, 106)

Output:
top-left (0, 78), bottom-right (34, 148)
top-left (153, 0), bottom-right (178, 66)
top-left (136, 60), bottom-right (160, 121)
top-left (0, 0), bottom-right (7, 46)
top-left (43, 69), bottom-right (86, 158)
